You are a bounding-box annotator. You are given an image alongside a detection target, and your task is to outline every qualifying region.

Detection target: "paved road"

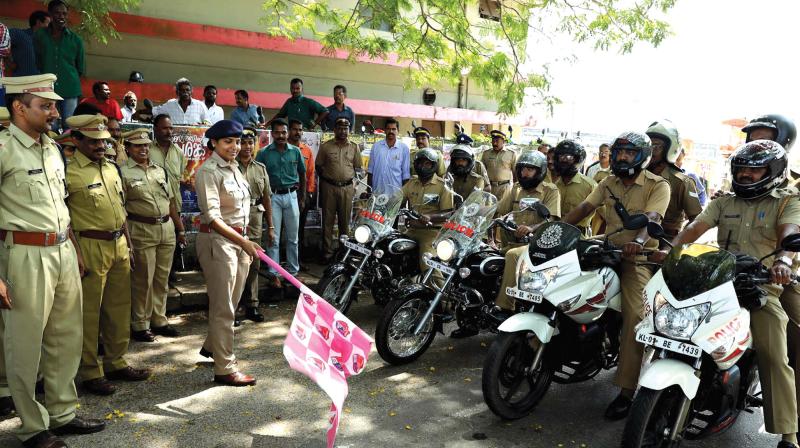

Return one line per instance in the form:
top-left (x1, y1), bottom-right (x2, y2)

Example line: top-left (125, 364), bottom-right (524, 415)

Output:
top-left (0, 266), bottom-right (780, 448)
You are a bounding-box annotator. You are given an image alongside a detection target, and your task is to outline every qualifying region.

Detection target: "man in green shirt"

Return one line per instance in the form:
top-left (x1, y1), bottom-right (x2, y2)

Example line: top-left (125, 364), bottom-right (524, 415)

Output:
top-left (269, 78), bottom-right (329, 130)
top-left (34, 0), bottom-right (85, 131)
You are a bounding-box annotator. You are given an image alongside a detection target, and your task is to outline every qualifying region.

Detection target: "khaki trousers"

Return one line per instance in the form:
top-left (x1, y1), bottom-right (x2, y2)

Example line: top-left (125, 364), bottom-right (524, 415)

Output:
top-left (197, 233), bottom-right (251, 375)
top-left (242, 208), bottom-right (263, 308)
top-left (130, 220), bottom-right (176, 331)
top-left (492, 182), bottom-right (512, 206)
top-left (406, 228), bottom-right (442, 285)
top-left (495, 246), bottom-right (526, 311)
top-left (0, 239), bottom-right (82, 441)
top-left (780, 282), bottom-right (800, 425)
top-left (614, 260), bottom-right (653, 391)
top-left (77, 235), bottom-right (131, 380)
top-left (320, 182), bottom-right (354, 258)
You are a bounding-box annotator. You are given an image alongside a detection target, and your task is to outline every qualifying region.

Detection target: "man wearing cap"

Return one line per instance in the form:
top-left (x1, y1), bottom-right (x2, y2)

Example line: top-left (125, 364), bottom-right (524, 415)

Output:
top-left (236, 127), bottom-right (273, 322)
top-left (106, 117), bottom-right (126, 164)
top-left (410, 127), bottom-right (445, 177)
top-left (316, 117), bottom-right (362, 263)
top-left (64, 114), bottom-right (151, 395)
top-left (121, 91), bottom-right (137, 123)
top-left (121, 128), bottom-right (187, 342)
top-left (479, 129), bottom-right (517, 203)
top-left (288, 118), bottom-right (317, 260)
top-left (0, 74), bottom-right (105, 448)
top-left (54, 131), bottom-right (76, 159)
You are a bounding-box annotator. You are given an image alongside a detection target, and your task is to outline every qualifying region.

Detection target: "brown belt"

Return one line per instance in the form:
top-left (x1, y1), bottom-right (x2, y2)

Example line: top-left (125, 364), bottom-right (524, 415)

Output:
top-left (79, 229), bottom-right (124, 241)
top-left (0, 229), bottom-right (69, 246)
top-left (199, 223), bottom-right (245, 235)
top-left (491, 180), bottom-right (511, 186)
top-left (128, 213), bottom-right (170, 225)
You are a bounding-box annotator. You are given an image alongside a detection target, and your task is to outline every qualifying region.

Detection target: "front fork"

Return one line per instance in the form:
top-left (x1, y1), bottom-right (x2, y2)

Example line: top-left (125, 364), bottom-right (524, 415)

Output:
top-left (669, 356), bottom-right (702, 441)
top-left (340, 253), bottom-right (370, 302)
top-left (412, 264), bottom-right (458, 336)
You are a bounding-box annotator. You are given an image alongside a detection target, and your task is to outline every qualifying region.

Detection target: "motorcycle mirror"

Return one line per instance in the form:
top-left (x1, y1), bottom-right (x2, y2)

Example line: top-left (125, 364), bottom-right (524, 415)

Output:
top-left (646, 221), bottom-right (666, 239)
top-left (780, 233), bottom-right (800, 252)
top-left (623, 213), bottom-right (649, 231)
top-left (533, 202), bottom-right (551, 220)
top-left (411, 120), bottom-right (417, 128)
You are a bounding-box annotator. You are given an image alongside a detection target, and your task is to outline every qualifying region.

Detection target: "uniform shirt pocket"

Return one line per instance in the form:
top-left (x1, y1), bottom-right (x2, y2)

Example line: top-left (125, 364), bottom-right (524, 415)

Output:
top-left (223, 179), bottom-right (244, 199)
top-left (15, 171), bottom-right (49, 203)
top-left (718, 213), bottom-right (743, 248)
top-left (84, 183), bottom-right (108, 208)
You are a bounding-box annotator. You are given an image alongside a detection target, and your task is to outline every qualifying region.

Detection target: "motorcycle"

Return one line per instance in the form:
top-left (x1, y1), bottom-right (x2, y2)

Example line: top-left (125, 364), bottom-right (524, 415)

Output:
top-left (375, 190), bottom-right (505, 365)
top-left (316, 189), bottom-right (422, 314)
top-left (621, 224), bottom-right (800, 448)
top-left (481, 213), bottom-right (650, 420)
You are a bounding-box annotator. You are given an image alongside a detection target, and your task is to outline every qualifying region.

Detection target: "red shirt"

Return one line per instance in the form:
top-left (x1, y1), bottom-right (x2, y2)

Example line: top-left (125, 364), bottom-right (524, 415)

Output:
top-left (80, 97), bottom-right (123, 121)
top-left (298, 142), bottom-right (316, 193)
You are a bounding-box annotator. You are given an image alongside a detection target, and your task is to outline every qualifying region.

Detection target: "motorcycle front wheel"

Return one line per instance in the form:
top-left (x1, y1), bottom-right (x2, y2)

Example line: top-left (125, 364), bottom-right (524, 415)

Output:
top-left (482, 331), bottom-right (553, 420)
top-left (621, 386), bottom-right (688, 448)
top-left (375, 295), bottom-right (436, 365)
top-left (316, 269), bottom-right (357, 314)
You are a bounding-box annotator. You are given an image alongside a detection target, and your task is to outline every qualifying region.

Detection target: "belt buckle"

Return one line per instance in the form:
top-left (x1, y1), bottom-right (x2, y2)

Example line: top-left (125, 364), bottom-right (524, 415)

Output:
top-left (112, 230), bottom-right (122, 240)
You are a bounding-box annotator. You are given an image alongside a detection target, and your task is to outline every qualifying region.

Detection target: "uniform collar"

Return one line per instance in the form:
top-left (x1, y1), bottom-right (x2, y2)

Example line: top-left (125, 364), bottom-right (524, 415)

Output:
top-left (9, 123), bottom-right (51, 149)
top-left (522, 182), bottom-right (544, 194)
top-left (621, 170), bottom-right (646, 186)
top-left (73, 150), bottom-right (105, 168)
top-left (559, 173), bottom-right (585, 186)
top-left (125, 157), bottom-right (153, 170)
top-left (419, 175), bottom-right (442, 186)
top-left (210, 150), bottom-right (237, 168)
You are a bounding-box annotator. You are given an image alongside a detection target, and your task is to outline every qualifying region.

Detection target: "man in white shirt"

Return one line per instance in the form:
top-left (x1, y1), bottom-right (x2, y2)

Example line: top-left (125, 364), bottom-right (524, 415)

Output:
top-left (152, 77), bottom-right (208, 125)
top-left (203, 85), bottom-right (224, 124)
top-left (585, 143), bottom-right (611, 180)
top-left (121, 91), bottom-right (136, 122)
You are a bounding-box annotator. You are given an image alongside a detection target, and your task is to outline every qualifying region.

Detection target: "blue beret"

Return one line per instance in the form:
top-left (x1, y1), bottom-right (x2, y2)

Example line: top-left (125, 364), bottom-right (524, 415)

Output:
top-left (205, 120), bottom-right (243, 140)
top-left (455, 134), bottom-right (473, 145)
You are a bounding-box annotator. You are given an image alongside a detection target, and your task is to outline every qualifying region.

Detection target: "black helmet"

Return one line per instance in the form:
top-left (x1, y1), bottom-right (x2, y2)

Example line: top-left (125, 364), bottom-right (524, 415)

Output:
top-left (414, 148), bottom-right (439, 180)
top-left (449, 144), bottom-right (475, 175)
top-left (730, 139), bottom-right (787, 200)
top-left (610, 131), bottom-right (652, 178)
top-left (742, 114), bottom-right (796, 151)
top-left (128, 71), bottom-right (144, 83)
top-left (515, 150), bottom-right (547, 190)
top-left (553, 139), bottom-right (586, 177)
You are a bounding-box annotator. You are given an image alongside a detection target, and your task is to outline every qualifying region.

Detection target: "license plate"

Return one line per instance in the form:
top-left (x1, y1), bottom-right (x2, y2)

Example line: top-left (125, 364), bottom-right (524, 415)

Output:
top-left (344, 240), bottom-right (371, 256)
top-left (425, 258), bottom-right (455, 275)
top-left (506, 287), bottom-right (542, 303)
top-left (635, 331), bottom-right (701, 358)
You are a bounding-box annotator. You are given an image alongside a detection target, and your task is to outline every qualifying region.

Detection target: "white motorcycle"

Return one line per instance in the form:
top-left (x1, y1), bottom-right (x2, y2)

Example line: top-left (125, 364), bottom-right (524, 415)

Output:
top-left (481, 214), bottom-right (650, 419)
top-left (621, 223), bottom-right (800, 447)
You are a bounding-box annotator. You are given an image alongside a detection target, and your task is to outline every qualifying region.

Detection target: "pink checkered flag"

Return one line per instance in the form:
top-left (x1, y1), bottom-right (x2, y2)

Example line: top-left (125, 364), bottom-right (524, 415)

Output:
top-left (258, 251), bottom-right (373, 448)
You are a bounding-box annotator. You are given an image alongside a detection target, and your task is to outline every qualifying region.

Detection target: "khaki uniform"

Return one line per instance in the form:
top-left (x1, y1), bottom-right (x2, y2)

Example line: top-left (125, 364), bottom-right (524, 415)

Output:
top-left (238, 159), bottom-right (271, 308)
top-left (402, 175), bottom-right (454, 273)
top-left (696, 190), bottom-right (800, 434)
top-left (494, 182), bottom-right (561, 310)
top-left (584, 170), bottom-right (669, 391)
top-left (658, 166), bottom-right (703, 238)
top-left (781, 179), bottom-right (800, 423)
top-left (590, 169), bottom-right (612, 235)
top-left (556, 172), bottom-right (597, 235)
top-left (480, 148), bottom-right (516, 204)
top-left (316, 139), bottom-right (362, 257)
top-left (66, 151), bottom-right (131, 381)
top-left (149, 141), bottom-right (187, 212)
top-left (121, 158), bottom-right (175, 332)
top-left (195, 151), bottom-right (251, 376)
top-left (0, 125), bottom-right (83, 441)
top-left (410, 147), bottom-right (446, 177)
top-left (451, 169), bottom-right (486, 202)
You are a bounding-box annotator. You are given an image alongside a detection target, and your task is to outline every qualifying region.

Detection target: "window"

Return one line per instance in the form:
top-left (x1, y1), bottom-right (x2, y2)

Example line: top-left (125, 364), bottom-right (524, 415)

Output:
top-left (479, 0), bottom-right (501, 21)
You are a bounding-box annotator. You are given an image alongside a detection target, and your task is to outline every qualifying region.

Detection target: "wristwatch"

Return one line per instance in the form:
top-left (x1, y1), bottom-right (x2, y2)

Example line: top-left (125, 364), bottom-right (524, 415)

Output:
top-left (775, 255), bottom-right (793, 267)
top-left (633, 237), bottom-right (646, 246)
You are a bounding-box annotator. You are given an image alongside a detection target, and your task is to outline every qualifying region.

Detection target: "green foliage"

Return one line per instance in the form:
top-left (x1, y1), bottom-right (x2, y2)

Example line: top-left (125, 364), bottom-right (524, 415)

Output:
top-left (52, 0), bottom-right (141, 44)
top-left (260, 0), bottom-right (675, 116)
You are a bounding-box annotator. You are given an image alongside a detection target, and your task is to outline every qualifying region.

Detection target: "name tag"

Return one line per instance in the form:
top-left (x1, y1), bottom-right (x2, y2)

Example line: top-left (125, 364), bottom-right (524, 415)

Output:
top-left (130, 180), bottom-right (144, 188)
top-left (723, 214), bottom-right (740, 219)
top-left (519, 197), bottom-right (540, 209)
top-left (28, 169), bottom-right (44, 175)
top-left (423, 193), bottom-right (440, 205)
top-left (223, 180), bottom-right (238, 189)
top-left (88, 183), bottom-right (102, 189)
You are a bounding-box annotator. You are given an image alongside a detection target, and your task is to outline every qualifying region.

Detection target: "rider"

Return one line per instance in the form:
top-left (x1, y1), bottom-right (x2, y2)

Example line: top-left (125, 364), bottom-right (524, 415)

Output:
top-left (645, 120), bottom-right (702, 244)
top-left (664, 140), bottom-right (799, 448)
top-left (449, 144), bottom-right (489, 200)
top-left (493, 150), bottom-right (561, 312)
top-left (562, 131), bottom-right (670, 420)
top-left (553, 140), bottom-right (597, 236)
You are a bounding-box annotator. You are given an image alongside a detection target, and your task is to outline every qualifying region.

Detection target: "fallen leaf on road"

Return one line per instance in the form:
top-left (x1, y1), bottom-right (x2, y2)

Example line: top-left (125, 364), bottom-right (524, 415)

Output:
top-left (404, 425), bottom-right (412, 430)
top-left (463, 377), bottom-right (471, 382)
top-left (388, 411), bottom-right (397, 417)
top-left (480, 342), bottom-right (487, 347)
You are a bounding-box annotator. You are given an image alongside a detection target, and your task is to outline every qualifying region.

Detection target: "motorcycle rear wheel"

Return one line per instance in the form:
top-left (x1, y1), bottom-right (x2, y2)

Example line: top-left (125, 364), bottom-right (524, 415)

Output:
top-left (621, 386), bottom-right (687, 448)
top-left (375, 296), bottom-right (436, 365)
top-left (316, 271), bottom-right (357, 314)
top-left (482, 331), bottom-right (553, 420)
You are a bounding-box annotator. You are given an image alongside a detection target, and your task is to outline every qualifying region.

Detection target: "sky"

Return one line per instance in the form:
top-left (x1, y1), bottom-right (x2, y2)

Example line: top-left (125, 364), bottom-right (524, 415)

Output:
top-left (522, 0), bottom-right (800, 145)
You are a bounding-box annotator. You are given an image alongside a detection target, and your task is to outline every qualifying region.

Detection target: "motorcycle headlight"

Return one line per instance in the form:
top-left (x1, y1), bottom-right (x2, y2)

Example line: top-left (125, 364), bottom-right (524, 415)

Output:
top-left (653, 292), bottom-right (711, 341)
top-left (518, 266), bottom-right (559, 293)
top-left (354, 225), bottom-right (372, 244)
top-left (436, 239), bottom-right (456, 261)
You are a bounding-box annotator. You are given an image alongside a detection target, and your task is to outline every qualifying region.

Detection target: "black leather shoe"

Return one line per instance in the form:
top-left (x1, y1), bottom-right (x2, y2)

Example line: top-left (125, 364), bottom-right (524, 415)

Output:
top-left (245, 307), bottom-right (265, 322)
top-left (450, 327), bottom-right (479, 339)
top-left (233, 319), bottom-right (242, 327)
top-left (604, 394), bottom-right (633, 420)
top-left (0, 396), bottom-right (14, 416)
top-left (199, 347), bottom-right (213, 359)
top-left (81, 377), bottom-right (116, 396)
top-left (106, 366), bottom-right (151, 382)
top-left (151, 325), bottom-right (179, 337)
top-left (51, 416), bottom-right (106, 435)
top-left (777, 442), bottom-right (799, 448)
top-left (131, 329), bottom-right (155, 342)
top-left (22, 431), bottom-right (66, 448)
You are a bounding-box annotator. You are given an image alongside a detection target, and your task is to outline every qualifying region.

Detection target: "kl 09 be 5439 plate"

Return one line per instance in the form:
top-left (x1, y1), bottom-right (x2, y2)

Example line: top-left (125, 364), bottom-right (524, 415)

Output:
top-left (506, 287), bottom-right (543, 303)
top-left (636, 331), bottom-right (701, 358)
top-left (344, 240), bottom-right (371, 256)
top-left (425, 258), bottom-right (455, 275)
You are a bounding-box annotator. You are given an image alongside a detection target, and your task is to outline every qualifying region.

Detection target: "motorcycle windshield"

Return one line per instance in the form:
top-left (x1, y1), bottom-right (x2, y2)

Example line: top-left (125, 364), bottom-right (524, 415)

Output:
top-left (355, 188), bottom-right (404, 240)
top-left (527, 222), bottom-right (582, 264)
top-left (434, 190), bottom-right (498, 258)
top-left (662, 244), bottom-right (736, 301)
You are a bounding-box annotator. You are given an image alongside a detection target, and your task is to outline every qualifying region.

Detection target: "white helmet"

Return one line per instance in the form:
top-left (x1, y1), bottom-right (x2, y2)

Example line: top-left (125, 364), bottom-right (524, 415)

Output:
top-left (646, 120), bottom-right (681, 165)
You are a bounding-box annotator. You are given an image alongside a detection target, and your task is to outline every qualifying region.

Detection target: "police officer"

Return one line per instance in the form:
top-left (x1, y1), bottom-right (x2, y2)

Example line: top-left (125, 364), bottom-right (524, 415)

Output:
top-left (196, 120), bottom-right (261, 386)
top-left (65, 114), bottom-right (151, 395)
top-left (0, 74), bottom-right (105, 447)
top-left (494, 151), bottom-right (561, 312)
top-left (645, 120), bottom-right (702, 242)
top-left (237, 127), bottom-right (274, 322)
top-left (316, 117), bottom-right (362, 263)
top-left (553, 140), bottom-right (597, 236)
top-left (122, 128), bottom-right (186, 342)
top-left (410, 126), bottom-right (446, 177)
top-left (54, 132), bottom-right (77, 159)
top-left (448, 144), bottom-right (487, 200)
top-left (480, 129), bottom-right (516, 203)
top-left (562, 131), bottom-right (669, 420)
top-left (667, 140), bottom-right (799, 448)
